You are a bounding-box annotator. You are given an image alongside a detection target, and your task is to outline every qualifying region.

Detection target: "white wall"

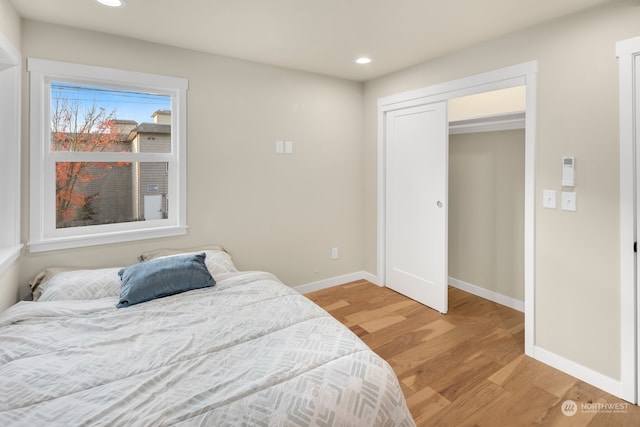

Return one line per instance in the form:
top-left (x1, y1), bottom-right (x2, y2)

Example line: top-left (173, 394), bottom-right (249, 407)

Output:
top-left (0, 0), bottom-right (20, 49)
top-left (18, 21), bottom-right (364, 289)
top-left (364, 1), bottom-right (640, 381)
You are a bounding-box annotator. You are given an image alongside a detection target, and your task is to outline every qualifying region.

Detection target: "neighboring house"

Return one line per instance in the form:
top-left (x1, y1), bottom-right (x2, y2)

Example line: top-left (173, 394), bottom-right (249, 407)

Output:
top-left (59, 111), bottom-right (171, 228)
top-left (128, 110), bottom-right (171, 221)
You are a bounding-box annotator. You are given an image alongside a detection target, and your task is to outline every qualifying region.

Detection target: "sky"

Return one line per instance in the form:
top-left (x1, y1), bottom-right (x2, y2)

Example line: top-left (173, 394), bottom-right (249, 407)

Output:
top-left (51, 82), bottom-right (171, 125)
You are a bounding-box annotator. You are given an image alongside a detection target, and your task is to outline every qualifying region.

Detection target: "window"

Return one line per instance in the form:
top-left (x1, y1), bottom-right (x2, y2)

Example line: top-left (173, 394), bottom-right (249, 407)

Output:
top-left (0, 32), bottom-right (22, 273)
top-left (29, 58), bottom-right (188, 252)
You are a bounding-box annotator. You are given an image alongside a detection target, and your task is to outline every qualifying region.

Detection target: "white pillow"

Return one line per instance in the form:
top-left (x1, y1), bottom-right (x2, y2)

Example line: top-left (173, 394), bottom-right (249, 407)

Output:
top-left (139, 246), bottom-right (238, 277)
top-left (202, 250), bottom-right (238, 276)
top-left (37, 268), bottom-right (122, 302)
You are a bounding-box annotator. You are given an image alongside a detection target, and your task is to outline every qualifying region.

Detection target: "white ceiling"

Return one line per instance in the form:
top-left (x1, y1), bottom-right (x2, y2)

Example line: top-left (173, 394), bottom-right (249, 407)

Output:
top-left (10, 0), bottom-right (616, 81)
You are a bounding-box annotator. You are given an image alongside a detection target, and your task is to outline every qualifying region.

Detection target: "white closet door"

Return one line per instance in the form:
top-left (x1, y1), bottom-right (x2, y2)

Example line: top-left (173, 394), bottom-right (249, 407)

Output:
top-left (385, 101), bottom-right (448, 313)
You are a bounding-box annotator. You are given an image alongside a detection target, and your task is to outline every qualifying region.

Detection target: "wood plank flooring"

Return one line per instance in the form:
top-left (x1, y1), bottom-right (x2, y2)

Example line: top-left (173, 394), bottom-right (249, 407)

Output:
top-left (305, 280), bottom-right (640, 426)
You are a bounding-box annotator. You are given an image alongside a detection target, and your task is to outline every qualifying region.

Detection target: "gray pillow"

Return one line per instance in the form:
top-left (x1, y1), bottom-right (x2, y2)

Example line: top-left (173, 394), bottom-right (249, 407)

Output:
top-left (117, 253), bottom-right (215, 308)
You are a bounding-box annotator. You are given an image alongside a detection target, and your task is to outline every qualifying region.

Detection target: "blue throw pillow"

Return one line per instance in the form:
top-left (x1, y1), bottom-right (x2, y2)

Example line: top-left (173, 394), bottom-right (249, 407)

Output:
top-left (117, 252), bottom-right (215, 308)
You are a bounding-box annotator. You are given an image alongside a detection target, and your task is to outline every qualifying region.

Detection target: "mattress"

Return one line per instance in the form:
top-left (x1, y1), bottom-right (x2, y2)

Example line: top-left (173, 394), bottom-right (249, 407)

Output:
top-left (0, 270), bottom-right (415, 426)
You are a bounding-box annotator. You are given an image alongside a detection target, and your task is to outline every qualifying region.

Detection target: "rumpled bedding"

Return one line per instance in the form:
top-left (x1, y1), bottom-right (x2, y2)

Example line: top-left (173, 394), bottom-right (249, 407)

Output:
top-left (0, 271), bottom-right (415, 426)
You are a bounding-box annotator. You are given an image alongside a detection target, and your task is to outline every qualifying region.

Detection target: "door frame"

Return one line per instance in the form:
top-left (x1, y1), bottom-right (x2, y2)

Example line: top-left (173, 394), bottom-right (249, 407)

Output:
top-left (617, 35), bottom-right (640, 404)
top-left (377, 61), bottom-right (538, 356)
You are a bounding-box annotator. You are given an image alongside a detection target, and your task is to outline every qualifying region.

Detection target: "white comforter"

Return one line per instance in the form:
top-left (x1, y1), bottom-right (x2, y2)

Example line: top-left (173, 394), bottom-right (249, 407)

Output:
top-left (0, 271), bottom-right (415, 426)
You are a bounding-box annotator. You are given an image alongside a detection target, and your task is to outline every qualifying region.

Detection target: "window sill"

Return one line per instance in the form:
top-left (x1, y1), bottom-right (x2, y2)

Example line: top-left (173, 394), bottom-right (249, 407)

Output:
top-left (0, 245), bottom-right (23, 275)
top-left (29, 226), bottom-right (188, 253)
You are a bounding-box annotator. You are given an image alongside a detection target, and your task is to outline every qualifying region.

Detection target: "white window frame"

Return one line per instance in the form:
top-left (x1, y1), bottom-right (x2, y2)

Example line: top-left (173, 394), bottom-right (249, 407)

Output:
top-left (0, 32), bottom-right (22, 273)
top-left (28, 58), bottom-right (188, 252)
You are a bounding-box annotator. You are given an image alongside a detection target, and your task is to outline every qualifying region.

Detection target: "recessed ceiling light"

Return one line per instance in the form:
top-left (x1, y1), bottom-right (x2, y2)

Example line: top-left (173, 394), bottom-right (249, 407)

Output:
top-left (96, 0), bottom-right (126, 7)
top-left (355, 57), bottom-right (372, 65)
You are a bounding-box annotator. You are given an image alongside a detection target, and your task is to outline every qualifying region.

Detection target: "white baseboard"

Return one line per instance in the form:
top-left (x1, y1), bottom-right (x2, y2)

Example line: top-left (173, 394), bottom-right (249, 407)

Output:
top-left (533, 345), bottom-right (624, 401)
top-left (298, 274), bottom-right (524, 307)
top-left (294, 271), bottom-right (380, 294)
top-left (361, 271), bottom-right (381, 286)
top-left (448, 277), bottom-right (524, 312)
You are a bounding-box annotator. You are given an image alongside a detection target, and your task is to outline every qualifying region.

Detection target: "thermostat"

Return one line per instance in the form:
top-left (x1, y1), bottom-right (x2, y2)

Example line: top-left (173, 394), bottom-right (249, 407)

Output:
top-left (562, 157), bottom-right (575, 187)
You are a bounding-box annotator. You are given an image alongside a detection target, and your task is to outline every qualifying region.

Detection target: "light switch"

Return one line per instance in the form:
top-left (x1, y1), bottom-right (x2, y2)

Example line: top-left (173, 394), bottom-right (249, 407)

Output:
top-left (562, 192), bottom-right (576, 212)
top-left (284, 141), bottom-right (293, 154)
top-left (275, 140), bottom-right (284, 154)
top-left (543, 190), bottom-right (556, 209)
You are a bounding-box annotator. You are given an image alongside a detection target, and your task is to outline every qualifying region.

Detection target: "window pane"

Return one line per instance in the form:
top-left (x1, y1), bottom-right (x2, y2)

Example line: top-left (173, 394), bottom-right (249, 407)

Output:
top-left (50, 82), bottom-right (171, 153)
top-left (56, 161), bottom-right (169, 228)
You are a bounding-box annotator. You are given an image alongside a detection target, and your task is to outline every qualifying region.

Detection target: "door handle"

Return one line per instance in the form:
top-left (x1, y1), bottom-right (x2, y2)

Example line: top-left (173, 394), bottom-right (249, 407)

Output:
top-left (437, 201), bottom-right (443, 208)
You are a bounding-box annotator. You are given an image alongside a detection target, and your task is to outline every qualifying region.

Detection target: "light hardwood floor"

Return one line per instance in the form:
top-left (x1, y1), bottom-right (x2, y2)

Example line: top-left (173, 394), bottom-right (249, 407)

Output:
top-left (305, 280), bottom-right (640, 427)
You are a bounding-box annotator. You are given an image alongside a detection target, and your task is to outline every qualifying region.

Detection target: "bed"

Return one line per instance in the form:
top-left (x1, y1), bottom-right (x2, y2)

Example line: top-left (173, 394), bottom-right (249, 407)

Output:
top-left (0, 247), bottom-right (415, 426)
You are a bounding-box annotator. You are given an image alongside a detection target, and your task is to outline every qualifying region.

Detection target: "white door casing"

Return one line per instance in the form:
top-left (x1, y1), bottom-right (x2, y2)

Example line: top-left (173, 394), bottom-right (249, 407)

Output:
top-left (617, 35), bottom-right (640, 404)
top-left (385, 102), bottom-right (448, 313)
top-left (636, 51), bottom-right (640, 405)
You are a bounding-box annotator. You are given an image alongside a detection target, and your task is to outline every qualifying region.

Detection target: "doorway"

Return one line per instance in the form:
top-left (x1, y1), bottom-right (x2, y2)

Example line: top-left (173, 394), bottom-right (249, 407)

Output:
top-left (448, 88), bottom-right (526, 312)
top-left (377, 61), bottom-right (537, 356)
